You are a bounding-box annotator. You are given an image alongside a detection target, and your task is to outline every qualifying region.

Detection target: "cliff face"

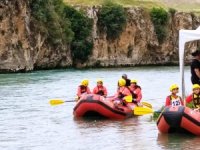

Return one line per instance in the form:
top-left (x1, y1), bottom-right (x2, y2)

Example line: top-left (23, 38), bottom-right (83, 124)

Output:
top-left (0, 0), bottom-right (32, 72)
top-left (0, 0), bottom-right (72, 72)
top-left (0, 2), bottom-right (200, 72)
top-left (85, 7), bottom-right (200, 67)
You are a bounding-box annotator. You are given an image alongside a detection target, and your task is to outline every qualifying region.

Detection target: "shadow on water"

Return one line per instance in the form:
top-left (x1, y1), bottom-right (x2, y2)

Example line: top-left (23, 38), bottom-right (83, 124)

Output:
top-left (73, 115), bottom-right (141, 127)
top-left (73, 116), bottom-right (122, 124)
top-left (157, 133), bottom-right (200, 149)
top-left (81, 111), bottom-right (109, 120)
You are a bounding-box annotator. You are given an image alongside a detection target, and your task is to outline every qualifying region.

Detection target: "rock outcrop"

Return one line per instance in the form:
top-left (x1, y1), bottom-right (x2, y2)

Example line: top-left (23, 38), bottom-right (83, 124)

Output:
top-left (0, 1), bottom-right (200, 72)
top-left (84, 7), bottom-right (200, 67)
top-left (0, 0), bottom-right (72, 72)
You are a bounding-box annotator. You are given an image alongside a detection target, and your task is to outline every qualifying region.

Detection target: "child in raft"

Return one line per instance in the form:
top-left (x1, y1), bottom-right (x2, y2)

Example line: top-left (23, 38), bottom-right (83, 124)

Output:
top-left (76, 79), bottom-right (91, 100)
top-left (93, 79), bottom-right (108, 97)
top-left (165, 84), bottom-right (183, 107)
top-left (129, 79), bottom-right (142, 106)
top-left (113, 78), bottom-right (132, 107)
top-left (186, 84), bottom-right (200, 111)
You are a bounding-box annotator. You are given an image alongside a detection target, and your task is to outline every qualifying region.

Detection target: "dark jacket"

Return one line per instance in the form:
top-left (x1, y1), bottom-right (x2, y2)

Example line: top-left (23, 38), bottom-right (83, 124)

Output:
top-left (191, 59), bottom-right (200, 84)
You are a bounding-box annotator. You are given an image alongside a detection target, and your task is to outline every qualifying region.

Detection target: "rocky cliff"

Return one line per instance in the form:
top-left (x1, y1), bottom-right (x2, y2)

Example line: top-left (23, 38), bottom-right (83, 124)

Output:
top-left (0, 0), bottom-right (72, 72)
top-left (0, 1), bottom-right (200, 72)
top-left (85, 7), bottom-right (200, 67)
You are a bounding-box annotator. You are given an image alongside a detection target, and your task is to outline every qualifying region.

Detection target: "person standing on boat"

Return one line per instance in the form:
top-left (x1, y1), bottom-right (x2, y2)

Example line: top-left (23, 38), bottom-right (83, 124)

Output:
top-left (93, 79), bottom-right (108, 97)
top-left (186, 84), bottom-right (200, 110)
top-left (129, 79), bottom-right (142, 104)
top-left (77, 79), bottom-right (91, 99)
top-left (122, 74), bottom-right (131, 86)
top-left (191, 50), bottom-right (200, 84)
top-left (165, 84), bottom-right (183, 107)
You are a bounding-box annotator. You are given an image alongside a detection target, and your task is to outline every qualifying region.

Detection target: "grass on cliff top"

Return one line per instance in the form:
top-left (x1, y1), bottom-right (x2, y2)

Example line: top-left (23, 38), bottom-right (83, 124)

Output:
top-left (64, 0), bottom-right (165, 9)
top-left (64, 0), bottom-right (200, 14)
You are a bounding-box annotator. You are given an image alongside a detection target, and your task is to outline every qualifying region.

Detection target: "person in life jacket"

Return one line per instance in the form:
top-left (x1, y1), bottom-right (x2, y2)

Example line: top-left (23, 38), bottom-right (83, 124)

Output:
top-left (165, 84), bottom-right (183, 107)
top-left (77, 79), bottom-right (91, 99)
top-left (114, 78), bottom-right (132, 106)
top-left (129, 79), bottom-right (142, 103)
top-left (186, 84), bottom-right (200, 110)
top-left (93, 79), bottom-right (108, 97)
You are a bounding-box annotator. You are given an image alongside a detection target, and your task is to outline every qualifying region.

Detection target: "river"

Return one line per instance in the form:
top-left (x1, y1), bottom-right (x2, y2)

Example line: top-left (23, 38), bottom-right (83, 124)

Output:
top-left (0, 66), bottom-right (200, 150)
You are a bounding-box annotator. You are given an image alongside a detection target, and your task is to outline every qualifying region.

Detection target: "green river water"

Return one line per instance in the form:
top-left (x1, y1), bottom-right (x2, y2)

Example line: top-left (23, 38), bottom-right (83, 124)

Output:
top-left (0, 66), bottom-right (200, 150)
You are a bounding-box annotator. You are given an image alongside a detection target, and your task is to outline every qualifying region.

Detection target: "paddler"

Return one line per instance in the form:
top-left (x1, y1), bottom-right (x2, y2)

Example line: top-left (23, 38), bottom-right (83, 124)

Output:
top-left (186, 84), bottom-right (200, 111)
top-left (129, 79), bottom-right (142, 105)
top-left (76, 79), bottom-right (91, 100)
top-left (114, 78), bottom-right (132, 106)
top-left (165, 84), bottom-right (183, 107)
top-left (93, 79), bottom-right (108, 97)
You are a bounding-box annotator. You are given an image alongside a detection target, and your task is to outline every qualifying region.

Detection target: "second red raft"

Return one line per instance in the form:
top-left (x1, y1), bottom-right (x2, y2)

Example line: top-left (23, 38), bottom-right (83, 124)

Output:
top-left (157, 106), bottom-right (200, 135)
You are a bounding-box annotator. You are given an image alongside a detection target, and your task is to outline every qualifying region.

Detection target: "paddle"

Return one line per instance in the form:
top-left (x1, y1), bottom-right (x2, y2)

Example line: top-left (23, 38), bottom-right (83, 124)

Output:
top-left (50, 98), bottom-right (155, 116)
top-left (124, 95), bottom-right (133, 103)
top-left (49, 99), bottom-right (75, 106)
top-left (134, 106), bottom-right (154, 115)
top-left (124, 95), bottom-right (153, 108)
top-left (142, 101), bottom-right (152, 108)
top-left (122, 96), bottom-right (154, 115)
top-left (49, 97), bottom-right (153, 109)
top-left (49, 96), bottom-right (132, 106)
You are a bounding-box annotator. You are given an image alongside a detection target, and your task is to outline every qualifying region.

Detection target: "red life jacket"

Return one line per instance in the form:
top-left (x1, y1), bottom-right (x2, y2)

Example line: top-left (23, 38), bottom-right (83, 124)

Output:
top-left (129, 85), bottom-right (141, 99)
top-left (96, 87), bottom-right (104, 96)
top-left (80, 85), bottom-right (87, 94)
top-left (118, 87), bottom-right (131, 99)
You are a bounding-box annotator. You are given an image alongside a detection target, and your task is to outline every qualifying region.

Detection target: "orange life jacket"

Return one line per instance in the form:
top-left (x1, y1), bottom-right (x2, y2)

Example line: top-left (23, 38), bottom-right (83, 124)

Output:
top-left (80, 85), bottom-right (87, 94)
top-left (118, 87), bottom-right (131, 99)
top-left (96, 87), bottom-right (104, 96)
top-left (129, 85), bottom-right (141, 99)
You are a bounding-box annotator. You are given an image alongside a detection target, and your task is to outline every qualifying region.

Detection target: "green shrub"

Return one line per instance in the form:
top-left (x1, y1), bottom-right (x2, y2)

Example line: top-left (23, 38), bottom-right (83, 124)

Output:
top-left (30, 1), bottom-right (93, 63)
top-left (63, 6), bottom-right (93, 63)
top-left (71, 40), bottom-right (93, 62)
top-left (150, 7), bottom-right (169, 43)
top-left (98, 1), bottom-right (127, 40)
top-left (63, 6), bottom-right (93, 41)
top-left (30, 0), bottom-right (74, 46)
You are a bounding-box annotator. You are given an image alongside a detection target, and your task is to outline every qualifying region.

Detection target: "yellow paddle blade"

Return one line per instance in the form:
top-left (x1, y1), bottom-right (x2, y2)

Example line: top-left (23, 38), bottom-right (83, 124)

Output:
top-left (124, 95), bottom-right (132, 103)
top-left (134, 107), bottom-right (154, 115)
top-left (142, 101), bottom-right (152, 108)
top-left (49, 99), bottom-right (65, 106)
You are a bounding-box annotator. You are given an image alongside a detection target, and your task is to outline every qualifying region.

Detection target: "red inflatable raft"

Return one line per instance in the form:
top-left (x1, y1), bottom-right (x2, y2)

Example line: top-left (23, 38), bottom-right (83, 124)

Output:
top-left (73, 94), bottom-right (137, 119)
top-left (157, 106), bottom-right (200, 135)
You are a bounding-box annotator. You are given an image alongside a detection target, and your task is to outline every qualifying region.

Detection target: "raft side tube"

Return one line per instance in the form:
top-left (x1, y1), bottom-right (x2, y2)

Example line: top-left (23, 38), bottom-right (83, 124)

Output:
top-left (162, 106), bottom-right (185, 128)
